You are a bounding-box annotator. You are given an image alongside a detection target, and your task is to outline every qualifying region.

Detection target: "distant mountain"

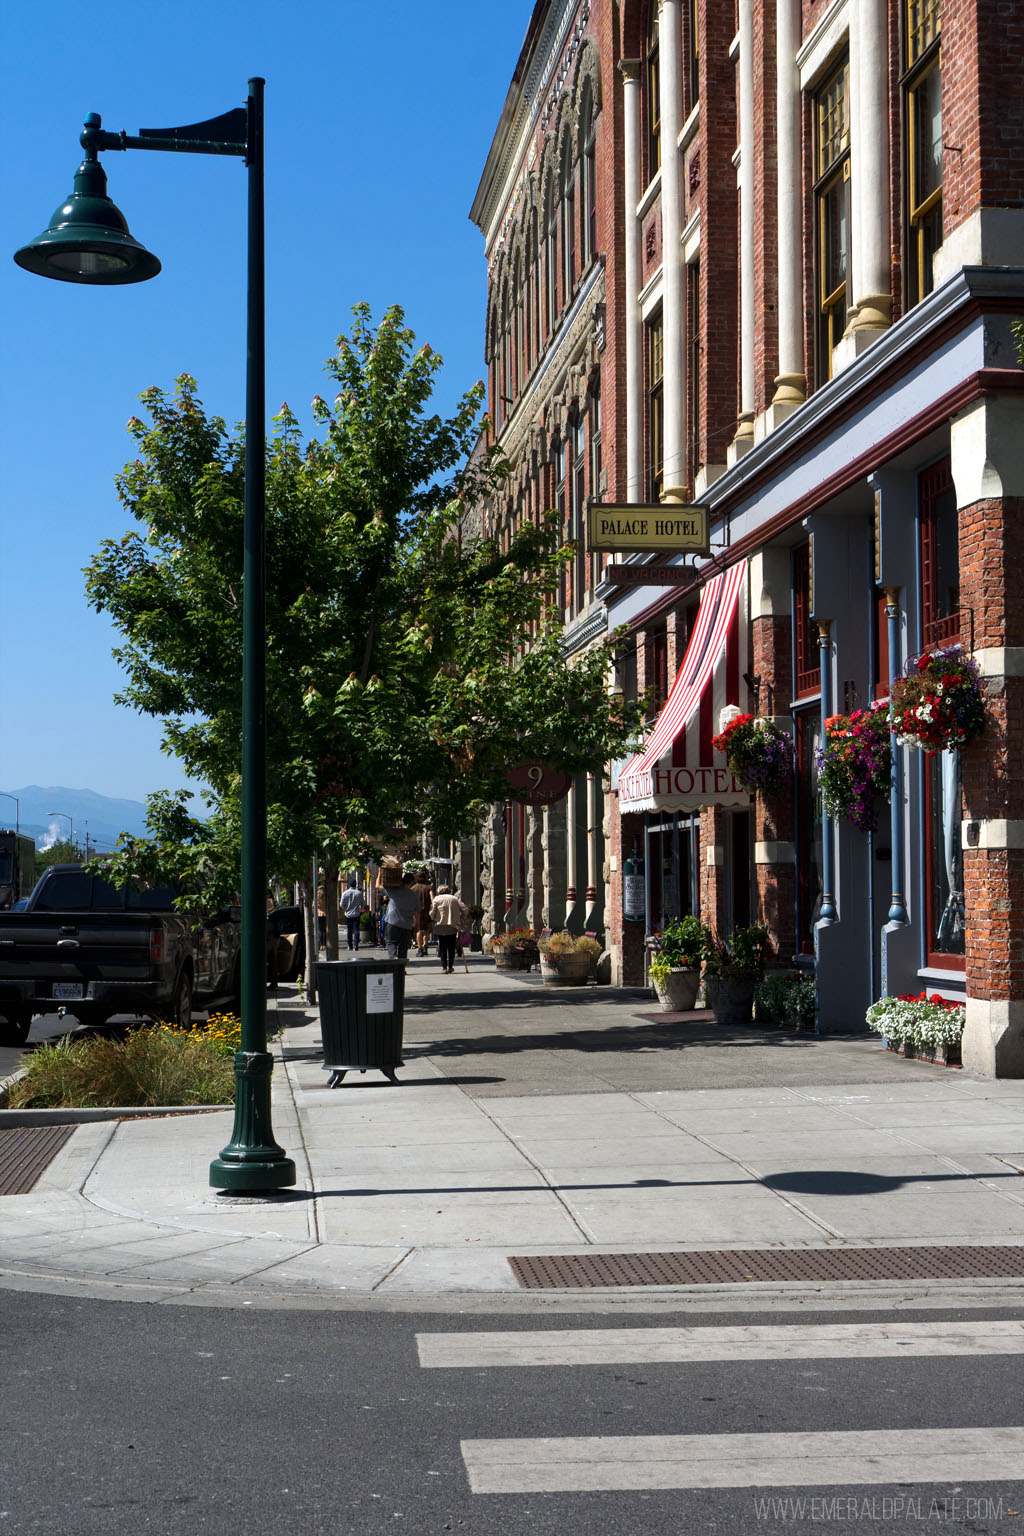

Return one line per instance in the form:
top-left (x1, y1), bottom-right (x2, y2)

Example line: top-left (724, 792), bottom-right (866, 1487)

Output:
top-left (0, 785), bottom-right (151, 854)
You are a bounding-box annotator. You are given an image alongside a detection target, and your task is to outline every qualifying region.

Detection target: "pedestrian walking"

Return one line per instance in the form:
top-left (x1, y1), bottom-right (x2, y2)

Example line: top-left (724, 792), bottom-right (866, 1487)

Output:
top-left (384, 873), bottom-right (420, 961)
top-left (340, 876), bottom-right (365, 951)
top-left (316, 885), bottom-right (327, 952)
top-left (429, 886), bottom-right (468, 974)
top-left (410, 869), bottom-right (434, 956)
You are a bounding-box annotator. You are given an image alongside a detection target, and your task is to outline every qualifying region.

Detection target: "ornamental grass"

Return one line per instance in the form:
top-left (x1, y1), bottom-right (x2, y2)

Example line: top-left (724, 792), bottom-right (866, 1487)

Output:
top-left (5, 1017), bottom-right (244, 1109)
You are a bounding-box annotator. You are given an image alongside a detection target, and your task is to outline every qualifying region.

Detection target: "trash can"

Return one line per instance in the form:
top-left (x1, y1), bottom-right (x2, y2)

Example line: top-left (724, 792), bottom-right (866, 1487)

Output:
top-left (315, 958), bottom-right (406, 1087)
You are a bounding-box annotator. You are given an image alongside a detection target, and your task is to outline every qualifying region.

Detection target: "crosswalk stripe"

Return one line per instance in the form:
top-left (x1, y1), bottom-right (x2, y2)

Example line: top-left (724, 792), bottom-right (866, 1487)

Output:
top-left (418, 1319), bottom-right (1024, 1369)
top-left (460, 1426), bottom-right (1024, 1494)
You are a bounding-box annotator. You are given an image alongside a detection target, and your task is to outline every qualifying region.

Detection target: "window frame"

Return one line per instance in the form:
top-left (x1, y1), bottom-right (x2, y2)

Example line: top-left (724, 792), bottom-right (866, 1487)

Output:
top-left (645, 2), bottom-right (661, 184)
top-left (813, 58), bottom-right (851, 383)
top-left (902, 0), bottom-right (943, 307)
top-left (645, 309), bottom-right (665, 503)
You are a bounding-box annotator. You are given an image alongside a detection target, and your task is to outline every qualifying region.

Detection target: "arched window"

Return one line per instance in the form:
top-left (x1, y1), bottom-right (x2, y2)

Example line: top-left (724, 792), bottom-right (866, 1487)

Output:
top-left (560, 139), bottom-right (576, 302)
top-left (512, 255), bottom-right (523, 401)
top-left (531, 206), bottom-right (541, 361)
top-left (545, 171), bottom-right (558, 332)
top-left (646, 3), bottom-right (661, 181)
top-left (579, 85), bottom-right (597, 269)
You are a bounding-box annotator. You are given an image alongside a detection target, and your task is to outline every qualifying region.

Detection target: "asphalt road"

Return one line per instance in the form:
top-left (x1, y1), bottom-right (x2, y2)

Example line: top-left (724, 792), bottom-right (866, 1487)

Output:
top-left (3, 1295), bottom-right (1023, 1535)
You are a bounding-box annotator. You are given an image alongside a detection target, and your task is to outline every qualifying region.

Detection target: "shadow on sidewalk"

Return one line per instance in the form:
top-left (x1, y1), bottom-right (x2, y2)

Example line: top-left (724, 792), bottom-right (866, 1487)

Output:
top-left (404, 1020), bottom-right (839, 1058)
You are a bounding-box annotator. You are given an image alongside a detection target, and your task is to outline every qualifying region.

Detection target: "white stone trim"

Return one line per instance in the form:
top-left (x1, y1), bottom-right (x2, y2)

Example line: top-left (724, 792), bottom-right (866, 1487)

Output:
top-left (974, 647), bottom-right (1024, 678)
top-left (962, 997), bottom-right (1024, 1078)
top-left (797, 0), bottom-right (849, 89)
top-left (961, 819), bottom-right (1024, 851)
top-left (755, 841), bottom-right (795, 864)
top-left (706, 846), bottom-right (723, 867)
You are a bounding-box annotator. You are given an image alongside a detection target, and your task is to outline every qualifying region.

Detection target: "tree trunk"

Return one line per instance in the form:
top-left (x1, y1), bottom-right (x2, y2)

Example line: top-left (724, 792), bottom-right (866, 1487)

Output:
top-left (324, 848), bottom-right (340, 961)
top-left (301, 875), bottom-right (318, 1006)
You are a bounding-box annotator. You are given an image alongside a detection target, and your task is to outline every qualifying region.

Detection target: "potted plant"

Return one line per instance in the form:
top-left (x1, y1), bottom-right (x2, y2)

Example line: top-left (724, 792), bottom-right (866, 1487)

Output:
top-left (704, 923), bottom-right (768, 1025)
top-left (488, 928), bottom-right (537, 970)
top-left (754, 971), bottom-right (817, 1030)
top-left (538, 931), bottom-right (603, 986)
top-left (817, 703), bottom-right (892, 833)
top-left (866, 990), bottom-right (966, 1065)
top-left (648, 915), bottom-right (713, 1011)
top-left (890, 645), bottom-right (985, 753)
top-left (711, 712), bottom-right (793, 796)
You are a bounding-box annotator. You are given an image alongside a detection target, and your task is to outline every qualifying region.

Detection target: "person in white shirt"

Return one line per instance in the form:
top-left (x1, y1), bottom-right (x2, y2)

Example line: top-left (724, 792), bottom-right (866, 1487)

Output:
top-left (429, 886), bottom-right (468, 974)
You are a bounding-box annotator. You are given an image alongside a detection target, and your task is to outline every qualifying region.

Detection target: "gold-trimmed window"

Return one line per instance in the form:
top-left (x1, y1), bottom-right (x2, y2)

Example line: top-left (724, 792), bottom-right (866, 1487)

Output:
top-left (646, 4), bottom-right (661, 181)
top-left (904, 0), bottom-right (942, 306)
top-left (814, 59), bottom-right (851, 381)
top-left (646, 311), bottom-right (664, 502)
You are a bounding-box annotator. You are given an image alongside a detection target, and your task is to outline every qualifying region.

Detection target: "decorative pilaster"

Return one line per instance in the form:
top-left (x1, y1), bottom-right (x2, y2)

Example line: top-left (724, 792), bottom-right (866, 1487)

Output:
top-left (769, 0), bottom-right (805, 424)
top-left (817, 619), bottom-right (838, 925)
top-left (729, 0), bottom-right (756, 462)
top-left (658, 0), bottom-right (686, 492)
top-left (619, 58), bottom-right (644, 503)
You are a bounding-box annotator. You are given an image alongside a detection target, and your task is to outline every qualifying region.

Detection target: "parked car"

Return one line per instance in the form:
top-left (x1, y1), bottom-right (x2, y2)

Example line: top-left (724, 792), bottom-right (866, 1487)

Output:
top-left (0, 864), bottom-right (241, 1046)
top-left (267, 904), bottom-right (305, 984)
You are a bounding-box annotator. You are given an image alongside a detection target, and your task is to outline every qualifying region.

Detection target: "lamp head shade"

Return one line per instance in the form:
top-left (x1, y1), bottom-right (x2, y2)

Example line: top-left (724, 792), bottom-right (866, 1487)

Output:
top-left (14, 153), bottom-right (160, 285)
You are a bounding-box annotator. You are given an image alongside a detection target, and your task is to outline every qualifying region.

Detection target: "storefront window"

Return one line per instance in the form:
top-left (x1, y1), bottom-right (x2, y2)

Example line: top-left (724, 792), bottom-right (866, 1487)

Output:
top-left (796, 711), bottom-right (823, 953)
top-left (926, 748), bottom-right (965, 966)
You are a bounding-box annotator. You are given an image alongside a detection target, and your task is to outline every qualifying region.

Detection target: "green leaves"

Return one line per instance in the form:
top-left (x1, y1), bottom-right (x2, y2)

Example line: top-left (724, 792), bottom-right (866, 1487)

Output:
top-left (86, 304), bottom-right (646, 886)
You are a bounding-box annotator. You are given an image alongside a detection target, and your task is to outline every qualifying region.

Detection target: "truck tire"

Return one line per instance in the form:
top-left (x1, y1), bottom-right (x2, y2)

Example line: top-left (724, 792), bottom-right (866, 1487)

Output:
top-left (0, 1010), bottom-right (31, 1047)
top-left (162, 970), bottom-right (193, 1030)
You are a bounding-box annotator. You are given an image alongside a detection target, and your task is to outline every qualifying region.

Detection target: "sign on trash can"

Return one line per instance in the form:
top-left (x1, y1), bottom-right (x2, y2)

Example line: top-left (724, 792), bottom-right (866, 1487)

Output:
top-left (315, 958), bottom-right (406, 1087)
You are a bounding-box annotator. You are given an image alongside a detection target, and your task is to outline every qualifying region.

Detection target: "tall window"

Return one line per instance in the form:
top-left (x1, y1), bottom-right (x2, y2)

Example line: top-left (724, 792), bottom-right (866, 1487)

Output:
top-left (904, 0), bottom-right (943, 306)
top-left (560, 141), bottom-right (576, 301)
top-left (687, 257), bottom-right (701, 490)
top-left (556, 435), bottom-right (567, 616)
top-left (531, 207), bottom-right (542, 360)
top-left (646, 311), bottom-right (664, 501)
top-left (686, 0), bottom-right (700, 112)
top-left (919, 456), bottom-right (959, 646)
top-left (589, 381), bottom-right (602, 591)
top-left (793, 542), bottom-right (819, 698)
top-left (571, 414), bottom-right (587, 614)
top-left (646, 4), bottom-right (661, 182)
top-left (545, 174), bottom-right (558, 333)
top-left (580, 88), bottom-right (597, 269)
top-left (814, 59), bottom-right (851, 381)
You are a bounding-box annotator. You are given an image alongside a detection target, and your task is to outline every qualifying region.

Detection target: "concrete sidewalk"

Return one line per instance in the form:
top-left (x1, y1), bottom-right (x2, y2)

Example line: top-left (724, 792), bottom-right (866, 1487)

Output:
top-left (3, 954), bottom-right (1024, 1311)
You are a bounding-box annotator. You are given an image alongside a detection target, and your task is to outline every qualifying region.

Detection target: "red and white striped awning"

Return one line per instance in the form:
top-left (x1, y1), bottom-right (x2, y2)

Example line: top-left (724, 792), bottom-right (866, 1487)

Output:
top-left (617, 560), bottom-right (749, 814)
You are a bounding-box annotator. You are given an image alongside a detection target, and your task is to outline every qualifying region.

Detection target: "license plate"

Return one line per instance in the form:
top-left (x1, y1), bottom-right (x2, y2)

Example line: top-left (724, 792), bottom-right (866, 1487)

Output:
top-left (52, 982), bottom-right (84, 1001)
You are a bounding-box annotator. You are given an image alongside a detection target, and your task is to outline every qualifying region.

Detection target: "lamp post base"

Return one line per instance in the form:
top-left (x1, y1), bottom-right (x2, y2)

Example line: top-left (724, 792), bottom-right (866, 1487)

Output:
top-left (209, 1049), bottom-right (297, 1192)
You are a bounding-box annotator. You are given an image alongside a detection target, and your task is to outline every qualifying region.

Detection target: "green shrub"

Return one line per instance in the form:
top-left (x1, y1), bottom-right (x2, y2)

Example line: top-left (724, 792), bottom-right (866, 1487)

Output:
top-left (6, 1024), bottom-right (236, 1109)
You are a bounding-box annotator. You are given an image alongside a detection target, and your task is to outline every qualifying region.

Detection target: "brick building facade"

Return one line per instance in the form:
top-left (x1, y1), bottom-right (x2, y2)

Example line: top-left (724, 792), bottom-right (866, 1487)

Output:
top-left (464, 0), bottom-right (1024, 1075)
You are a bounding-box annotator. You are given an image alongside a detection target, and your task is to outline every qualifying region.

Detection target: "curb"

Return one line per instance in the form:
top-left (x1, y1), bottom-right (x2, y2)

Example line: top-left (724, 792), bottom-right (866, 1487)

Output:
top-left (0, 1104), bottom-right (231, 1126)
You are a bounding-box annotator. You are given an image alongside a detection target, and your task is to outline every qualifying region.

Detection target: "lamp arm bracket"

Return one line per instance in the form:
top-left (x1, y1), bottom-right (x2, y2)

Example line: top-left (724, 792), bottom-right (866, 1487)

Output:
top-left (87, 106), bottom-right (248, 160)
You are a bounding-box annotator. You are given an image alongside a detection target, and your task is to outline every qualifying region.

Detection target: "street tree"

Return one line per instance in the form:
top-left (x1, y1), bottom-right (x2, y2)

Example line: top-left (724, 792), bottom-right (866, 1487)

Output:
top-left (85, 304), bottom-right (646, 953)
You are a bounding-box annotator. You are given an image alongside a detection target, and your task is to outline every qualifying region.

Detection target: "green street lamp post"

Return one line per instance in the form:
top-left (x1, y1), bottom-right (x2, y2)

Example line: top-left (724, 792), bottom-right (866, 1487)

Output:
top-left (15, 80), bottom-right (295, 1193)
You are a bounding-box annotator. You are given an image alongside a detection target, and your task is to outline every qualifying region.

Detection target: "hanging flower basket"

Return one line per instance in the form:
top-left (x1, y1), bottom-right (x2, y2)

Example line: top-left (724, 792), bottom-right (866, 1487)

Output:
top-left (889, 645), bottom-right (985, 753)
top-left (816, 703), bottom-right (892, 833)
top-left (711, 713), bottom-right (793, 795)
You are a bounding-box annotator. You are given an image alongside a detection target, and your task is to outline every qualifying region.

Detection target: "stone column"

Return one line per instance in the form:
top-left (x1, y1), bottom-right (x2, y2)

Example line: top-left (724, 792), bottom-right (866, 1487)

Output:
top-left (729, 0), bottom-right (756, 461)
top-left (749, 549), bottom-right (796, 958)
top-left (843, 0), bottom-right (892, 352)
top-left (658, 0), bottom-right (686, 495)
top-left (620, 59), bottom-right (644, 502)
top-left (585, 772), bottom-right (600, 930)
top-left (768, 0), bottom-right (805, 424)
top-left (565, 777), bottom-right (579, 930)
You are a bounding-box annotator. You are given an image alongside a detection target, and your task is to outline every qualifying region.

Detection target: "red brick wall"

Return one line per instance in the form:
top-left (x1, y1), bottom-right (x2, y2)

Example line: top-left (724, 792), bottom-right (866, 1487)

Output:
top-left (943, 0), bottom-right (1024, 223)
top-left (697, 0), bottom-right (740, 464)
top-left (752, 0), bottom-right (779, 415)
top-left (959, 493), bottom-right (1024, 1001)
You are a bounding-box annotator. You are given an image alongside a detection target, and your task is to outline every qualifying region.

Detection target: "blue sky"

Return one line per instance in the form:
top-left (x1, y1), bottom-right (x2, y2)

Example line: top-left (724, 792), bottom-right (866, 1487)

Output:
top-left (1, 0), bottom-right (528, 804)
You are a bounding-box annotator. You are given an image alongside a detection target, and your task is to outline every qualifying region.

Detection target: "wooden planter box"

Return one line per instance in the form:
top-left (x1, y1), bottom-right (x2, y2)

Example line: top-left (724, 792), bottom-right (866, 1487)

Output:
top-left (886, 1039), bottom-right (962, 1067)
top-left (493, 950), bottom-right (528, 971)
top-left (539, 955), bottom-right (592, 987)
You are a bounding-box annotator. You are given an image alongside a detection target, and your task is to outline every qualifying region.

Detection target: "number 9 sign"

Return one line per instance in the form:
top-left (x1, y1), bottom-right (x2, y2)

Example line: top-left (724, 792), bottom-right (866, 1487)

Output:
top-left (507, 763), bottom-right (573, 805)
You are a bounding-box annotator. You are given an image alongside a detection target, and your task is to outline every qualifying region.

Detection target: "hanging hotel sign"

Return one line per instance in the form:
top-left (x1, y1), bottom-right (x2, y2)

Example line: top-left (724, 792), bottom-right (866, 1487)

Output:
top-left (606, 564), bottom-right (695, 587)
top-left (587, 503), bottom-right (709, 553)
top-left (507, 764), bottom-right (573, 806)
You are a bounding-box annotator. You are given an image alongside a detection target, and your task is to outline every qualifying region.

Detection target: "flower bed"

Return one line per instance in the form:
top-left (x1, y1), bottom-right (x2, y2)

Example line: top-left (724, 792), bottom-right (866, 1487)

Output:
top-left (817, 704), bottom-right (891, 832)
top-left (711, 713), bottom-right (793, 795)
top-left (890, 645), bottom-right (985, 753)
top-left (866, 991), bottom-right (965, 1065)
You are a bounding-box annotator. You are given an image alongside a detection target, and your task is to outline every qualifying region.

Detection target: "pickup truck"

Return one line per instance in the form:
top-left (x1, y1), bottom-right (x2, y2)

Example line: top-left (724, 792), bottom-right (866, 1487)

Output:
top-left (0, 864), bottom-right (241, 1046)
